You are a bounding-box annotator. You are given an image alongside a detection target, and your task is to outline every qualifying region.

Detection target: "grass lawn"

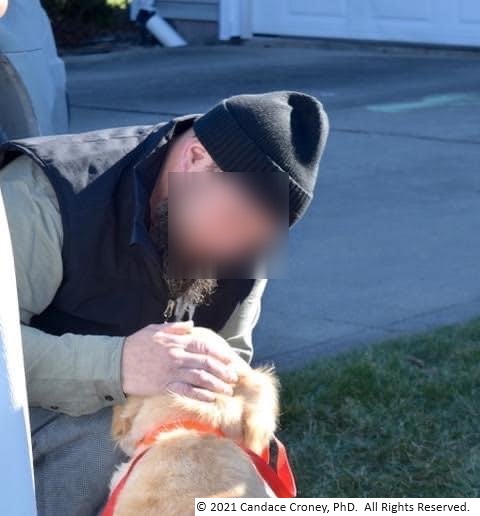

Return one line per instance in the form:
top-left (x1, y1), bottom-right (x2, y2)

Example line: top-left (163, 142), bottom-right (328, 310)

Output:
top-left (278, 318), bottom-right (480, 497)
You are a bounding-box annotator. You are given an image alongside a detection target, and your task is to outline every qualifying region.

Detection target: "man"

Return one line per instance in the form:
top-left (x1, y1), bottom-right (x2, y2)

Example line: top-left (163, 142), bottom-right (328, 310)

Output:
top-left (0, 91), bottom-right (328, 515)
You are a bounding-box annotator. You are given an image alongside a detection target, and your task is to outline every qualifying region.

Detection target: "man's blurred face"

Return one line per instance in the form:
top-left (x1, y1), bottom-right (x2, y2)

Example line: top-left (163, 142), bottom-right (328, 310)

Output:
top-left (169, 172), bottom-right (281, 274)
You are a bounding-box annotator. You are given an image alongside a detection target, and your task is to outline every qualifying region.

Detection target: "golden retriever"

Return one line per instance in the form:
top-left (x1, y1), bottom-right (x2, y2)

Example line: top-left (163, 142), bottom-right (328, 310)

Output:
top-left (105, 327), bottom-right (281, 516)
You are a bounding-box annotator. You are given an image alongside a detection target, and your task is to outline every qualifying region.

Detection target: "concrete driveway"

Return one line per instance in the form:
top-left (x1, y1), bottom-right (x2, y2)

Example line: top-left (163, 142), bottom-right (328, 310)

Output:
top-left (66, 42), bottom-right (480, 369)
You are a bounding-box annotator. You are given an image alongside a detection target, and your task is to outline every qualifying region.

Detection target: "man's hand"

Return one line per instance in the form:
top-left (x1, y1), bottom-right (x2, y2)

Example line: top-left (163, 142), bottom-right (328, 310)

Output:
top-left (121, 321), bottom-right (244, 402)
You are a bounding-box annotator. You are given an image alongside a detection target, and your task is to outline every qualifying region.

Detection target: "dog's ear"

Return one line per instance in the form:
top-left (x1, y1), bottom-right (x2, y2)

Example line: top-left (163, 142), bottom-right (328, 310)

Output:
top-left (236, 366), bottom-right (279, 455)
top-left (111, 397), bottom-right (144, 453)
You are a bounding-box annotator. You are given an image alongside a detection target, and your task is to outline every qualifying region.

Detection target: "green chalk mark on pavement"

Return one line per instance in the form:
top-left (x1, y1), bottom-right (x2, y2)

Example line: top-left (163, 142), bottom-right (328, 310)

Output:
top-left (367, 93), bottom-right (480, 113)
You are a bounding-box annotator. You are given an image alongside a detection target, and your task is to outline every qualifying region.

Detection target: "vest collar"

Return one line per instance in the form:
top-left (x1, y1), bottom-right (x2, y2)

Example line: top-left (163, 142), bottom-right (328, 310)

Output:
top-left (127, 114), bottom-right (201, 256)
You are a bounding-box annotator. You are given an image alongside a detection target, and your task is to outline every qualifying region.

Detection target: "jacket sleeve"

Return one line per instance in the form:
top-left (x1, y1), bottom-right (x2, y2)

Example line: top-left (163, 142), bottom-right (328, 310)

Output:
top-left (21, 325), bottom-right (125, 416)
top-left (1, 156), bottom-right (126, 416)
top-left (218, 279), bottom-right (267, 363)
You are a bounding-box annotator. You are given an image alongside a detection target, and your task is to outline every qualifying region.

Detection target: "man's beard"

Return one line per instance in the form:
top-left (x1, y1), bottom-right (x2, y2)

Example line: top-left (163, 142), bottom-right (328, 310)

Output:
top-left (149, 200), bottom-right (218, 306)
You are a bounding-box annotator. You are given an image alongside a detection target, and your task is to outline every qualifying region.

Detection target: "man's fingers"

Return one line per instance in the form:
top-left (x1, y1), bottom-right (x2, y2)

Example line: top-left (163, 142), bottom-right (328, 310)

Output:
top-left (179, 368), bottom-right (234, 396)
top-left (184, 333), bottom-right (239, 365)
top-left (167, 381), bottom-right (217, 402)
top-left (149, 325), bottom-right (240, 370)
top-left (179, 352), bottom-right (238, 384)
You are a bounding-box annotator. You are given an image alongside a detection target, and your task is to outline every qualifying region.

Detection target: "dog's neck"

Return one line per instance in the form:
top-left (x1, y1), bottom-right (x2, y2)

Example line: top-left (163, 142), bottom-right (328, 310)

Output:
top-left (117, 393), bottom-right (245, 457)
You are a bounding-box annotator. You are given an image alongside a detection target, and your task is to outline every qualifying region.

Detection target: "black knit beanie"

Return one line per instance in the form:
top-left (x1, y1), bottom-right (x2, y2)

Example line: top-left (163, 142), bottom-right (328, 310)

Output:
top-left (193, 91), bottom-right (329, 226)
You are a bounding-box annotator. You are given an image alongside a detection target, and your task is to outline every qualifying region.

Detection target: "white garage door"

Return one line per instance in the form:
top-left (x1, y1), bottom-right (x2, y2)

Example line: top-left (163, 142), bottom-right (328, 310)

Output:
top-left (252, 0), bottom-right (480, 47)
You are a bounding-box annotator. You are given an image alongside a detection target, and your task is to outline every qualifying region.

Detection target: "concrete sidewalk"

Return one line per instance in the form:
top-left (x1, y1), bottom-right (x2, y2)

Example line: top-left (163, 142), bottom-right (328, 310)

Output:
top-left (66, 43), bottom-right (480, 369)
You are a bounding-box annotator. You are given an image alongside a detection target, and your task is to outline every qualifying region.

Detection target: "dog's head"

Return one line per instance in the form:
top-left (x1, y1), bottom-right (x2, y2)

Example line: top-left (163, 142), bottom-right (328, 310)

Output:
top-left (112, 328), bottom-right (279, 456)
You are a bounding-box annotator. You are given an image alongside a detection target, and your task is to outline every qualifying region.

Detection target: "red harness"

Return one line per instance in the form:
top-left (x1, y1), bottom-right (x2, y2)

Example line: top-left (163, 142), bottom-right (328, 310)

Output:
top-left (102, 420), bottom-right (296, 515)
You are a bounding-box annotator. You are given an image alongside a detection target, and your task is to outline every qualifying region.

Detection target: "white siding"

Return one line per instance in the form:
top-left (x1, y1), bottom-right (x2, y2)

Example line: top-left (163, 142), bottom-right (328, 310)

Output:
top-left (155, 0), bottom-right (219, 21)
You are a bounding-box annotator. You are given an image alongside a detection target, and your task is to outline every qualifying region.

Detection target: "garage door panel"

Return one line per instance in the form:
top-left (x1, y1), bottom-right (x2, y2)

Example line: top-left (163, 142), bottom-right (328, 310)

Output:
top-left (370, 0), bottom-right (431, 21)
top-left (252, 0), bottom-right (480, 47)
top-left (288, 0), bottom-right (347, 18)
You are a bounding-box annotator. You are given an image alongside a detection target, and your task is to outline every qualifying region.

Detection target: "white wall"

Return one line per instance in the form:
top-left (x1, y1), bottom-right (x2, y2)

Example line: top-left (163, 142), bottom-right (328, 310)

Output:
top-left (0, 189), bottom-right (36, 515)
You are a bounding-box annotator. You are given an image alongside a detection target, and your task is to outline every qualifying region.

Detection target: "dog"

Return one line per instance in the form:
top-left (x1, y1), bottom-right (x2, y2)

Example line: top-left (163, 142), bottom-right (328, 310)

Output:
top-left (104, 327), bottom-right (291, 516)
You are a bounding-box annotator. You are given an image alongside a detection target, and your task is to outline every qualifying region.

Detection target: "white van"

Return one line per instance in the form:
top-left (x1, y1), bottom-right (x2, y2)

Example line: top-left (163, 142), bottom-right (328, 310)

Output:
top-left (0, 0), bottom-right (68, 141)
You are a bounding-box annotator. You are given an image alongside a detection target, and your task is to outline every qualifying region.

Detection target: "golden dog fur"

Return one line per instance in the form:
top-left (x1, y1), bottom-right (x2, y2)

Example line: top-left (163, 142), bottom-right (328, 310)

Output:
top-left (108, 327), bottom-right (279, 515)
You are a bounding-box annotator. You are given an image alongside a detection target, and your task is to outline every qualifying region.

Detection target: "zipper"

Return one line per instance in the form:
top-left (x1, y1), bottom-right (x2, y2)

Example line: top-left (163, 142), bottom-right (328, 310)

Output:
top-left (163, 299), bottom-right (176, 320)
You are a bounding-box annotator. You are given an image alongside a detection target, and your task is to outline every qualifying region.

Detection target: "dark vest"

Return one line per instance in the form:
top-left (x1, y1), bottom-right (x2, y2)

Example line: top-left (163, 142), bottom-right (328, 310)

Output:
top-left (0, 115), bottom-right (255, 337)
